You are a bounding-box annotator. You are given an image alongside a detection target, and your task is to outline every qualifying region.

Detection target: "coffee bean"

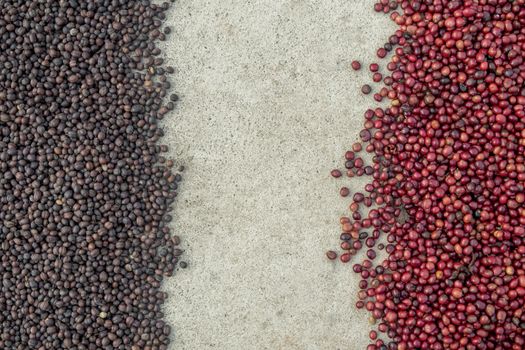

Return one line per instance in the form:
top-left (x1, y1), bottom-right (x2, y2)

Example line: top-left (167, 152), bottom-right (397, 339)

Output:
top-left (0, 1), bottom-right (183, 349)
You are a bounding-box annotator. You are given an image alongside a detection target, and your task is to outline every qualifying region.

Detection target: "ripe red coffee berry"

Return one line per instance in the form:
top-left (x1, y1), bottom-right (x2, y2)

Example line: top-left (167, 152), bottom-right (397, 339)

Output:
top-left (340, 253), bottom-right (351, 263)
top-left (331, 169), bottom-right (342, 178)
top-left (376, 48), bottom-right (387, 58)
top-left (352, 143), bottom-right (362, 152)
top-left (372, 72), bottom-right (382, 83)
top-left (351, 60), bottom-right (362, 70)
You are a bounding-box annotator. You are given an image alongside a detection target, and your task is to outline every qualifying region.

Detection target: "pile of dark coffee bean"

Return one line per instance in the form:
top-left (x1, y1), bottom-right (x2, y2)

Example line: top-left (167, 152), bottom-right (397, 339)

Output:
top-left (0, 1), bottom-right (183, 349)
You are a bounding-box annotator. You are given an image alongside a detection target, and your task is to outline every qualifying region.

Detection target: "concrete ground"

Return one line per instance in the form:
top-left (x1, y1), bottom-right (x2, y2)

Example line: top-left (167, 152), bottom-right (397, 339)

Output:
top-left (160, 1), bottom-right (394, 349)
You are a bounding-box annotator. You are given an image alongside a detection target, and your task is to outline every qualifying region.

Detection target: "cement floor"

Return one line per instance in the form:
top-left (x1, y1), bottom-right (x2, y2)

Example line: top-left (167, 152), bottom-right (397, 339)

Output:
top-left (160, 1), bottom-right (394, 349)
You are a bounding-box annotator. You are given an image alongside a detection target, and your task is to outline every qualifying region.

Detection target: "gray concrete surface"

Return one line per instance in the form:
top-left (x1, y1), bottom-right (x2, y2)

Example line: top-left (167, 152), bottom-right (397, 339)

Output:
top-left (159, 1), bottom-right (394, 349)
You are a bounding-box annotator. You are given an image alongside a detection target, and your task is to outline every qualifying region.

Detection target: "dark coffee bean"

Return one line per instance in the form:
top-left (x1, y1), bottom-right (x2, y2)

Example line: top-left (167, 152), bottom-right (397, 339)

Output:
top-left (326, 251), bottom-right (338, 260)
top-left (0, 1), bottom-right (182, 349)
top-left (340, 233), bottom-right (352, 241)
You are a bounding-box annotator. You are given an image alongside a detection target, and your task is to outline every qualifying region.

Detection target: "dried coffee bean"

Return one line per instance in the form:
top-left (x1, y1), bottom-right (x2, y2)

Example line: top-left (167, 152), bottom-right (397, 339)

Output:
top-left (0, 1), bottom-right (183, 349)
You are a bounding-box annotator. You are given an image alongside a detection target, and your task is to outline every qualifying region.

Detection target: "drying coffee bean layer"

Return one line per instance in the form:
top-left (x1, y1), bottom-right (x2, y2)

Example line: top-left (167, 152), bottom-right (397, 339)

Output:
top-left (0, 1), bottom-right (182, 349)
top-left (329, 1), bottom-right (525, 349)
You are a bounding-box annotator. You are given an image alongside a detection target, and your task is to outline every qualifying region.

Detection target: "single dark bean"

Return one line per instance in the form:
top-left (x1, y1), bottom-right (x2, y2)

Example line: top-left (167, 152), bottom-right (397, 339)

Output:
top-left (326, 251), bottom-right (338, 260)
top-left (362, 84), bottom-right (372, 95)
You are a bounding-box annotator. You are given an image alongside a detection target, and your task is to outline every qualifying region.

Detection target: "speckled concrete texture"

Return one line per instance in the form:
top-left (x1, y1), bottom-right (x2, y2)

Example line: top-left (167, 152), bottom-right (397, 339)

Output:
top-left (159, 1), bottom-right (395, 349)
